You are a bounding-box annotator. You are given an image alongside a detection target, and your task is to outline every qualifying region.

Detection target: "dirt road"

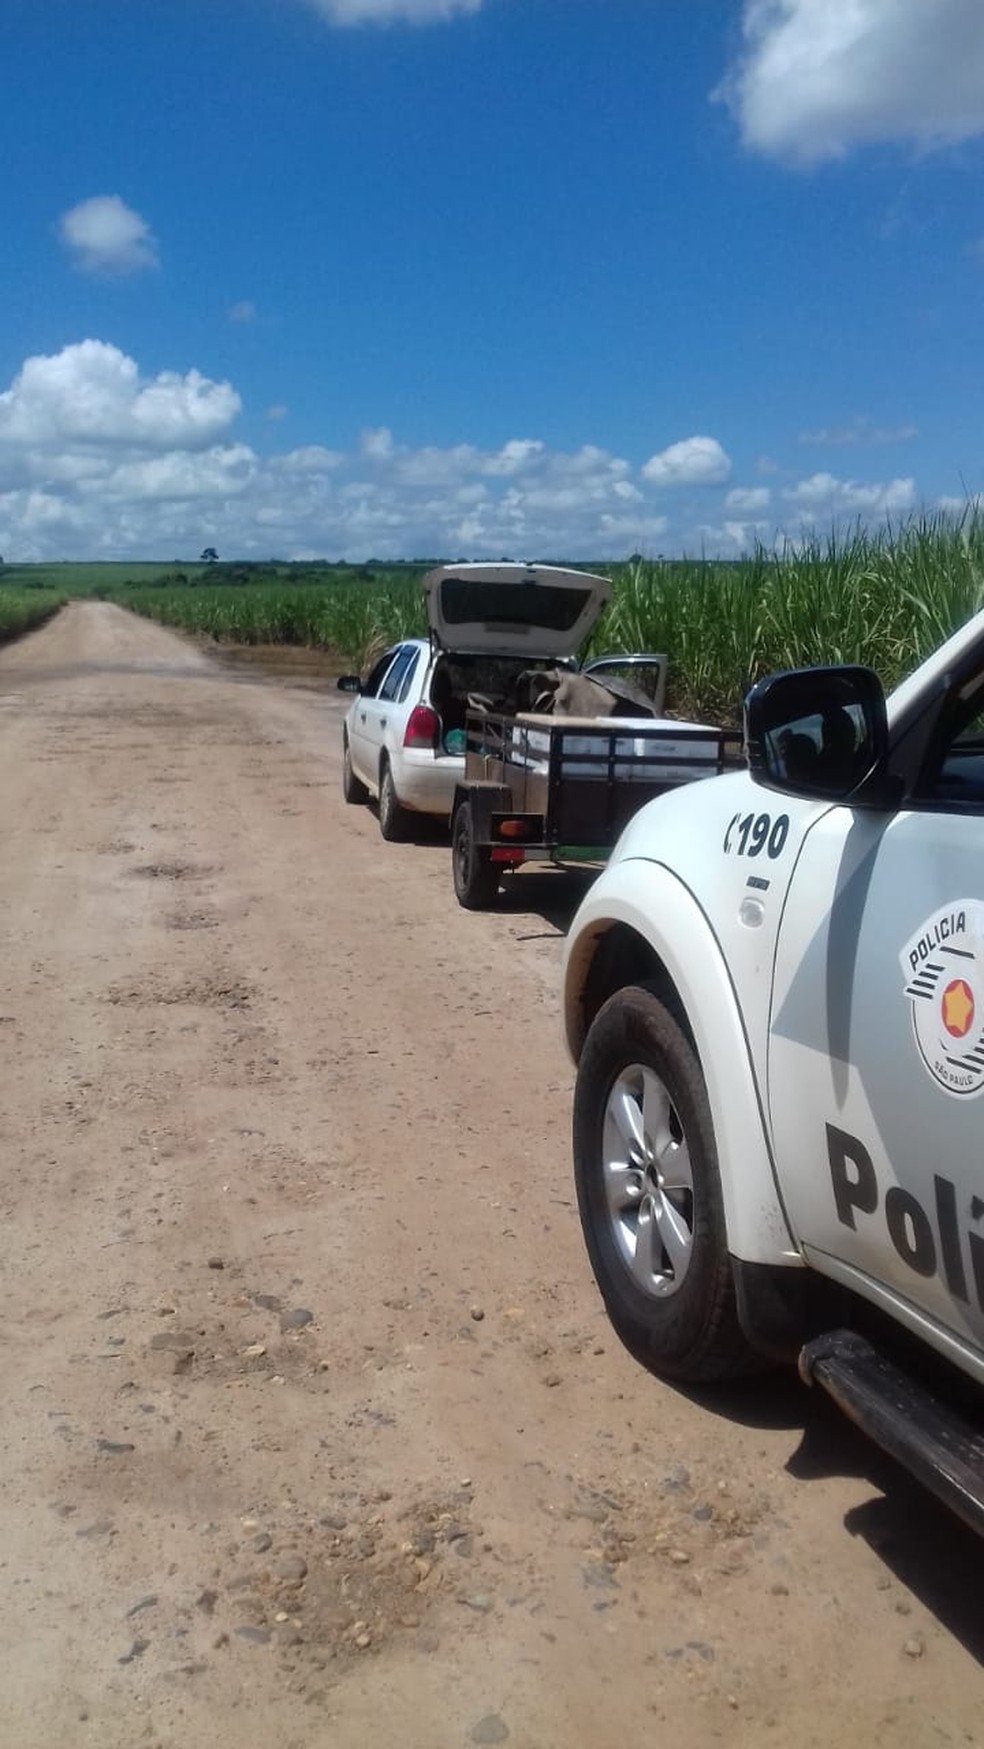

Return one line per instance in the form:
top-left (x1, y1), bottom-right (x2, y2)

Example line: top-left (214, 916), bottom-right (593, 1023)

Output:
top-left (0, 602), bottom-right (981, 1749)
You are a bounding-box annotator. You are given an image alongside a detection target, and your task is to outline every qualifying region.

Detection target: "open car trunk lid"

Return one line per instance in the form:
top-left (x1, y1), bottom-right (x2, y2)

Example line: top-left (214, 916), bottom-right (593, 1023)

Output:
top-left (422, 562), bottom-right (611, 660)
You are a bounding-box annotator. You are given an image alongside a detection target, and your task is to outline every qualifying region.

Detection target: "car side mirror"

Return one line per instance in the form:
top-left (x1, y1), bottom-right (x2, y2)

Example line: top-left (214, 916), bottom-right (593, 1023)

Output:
top-left (744, 665), bottom-right (894, 806)
top-left (336, 675), bottom-right (362, 694)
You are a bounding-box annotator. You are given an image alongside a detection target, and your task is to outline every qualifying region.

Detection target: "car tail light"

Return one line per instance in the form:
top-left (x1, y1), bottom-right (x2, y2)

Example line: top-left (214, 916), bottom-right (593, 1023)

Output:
top-left (404, 704), bottom-right (440, 750)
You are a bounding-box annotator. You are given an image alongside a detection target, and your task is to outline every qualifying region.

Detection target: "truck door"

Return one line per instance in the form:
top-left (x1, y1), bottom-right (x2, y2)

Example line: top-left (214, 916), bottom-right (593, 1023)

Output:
top-left (767, 679), bottom-right (984, 1359)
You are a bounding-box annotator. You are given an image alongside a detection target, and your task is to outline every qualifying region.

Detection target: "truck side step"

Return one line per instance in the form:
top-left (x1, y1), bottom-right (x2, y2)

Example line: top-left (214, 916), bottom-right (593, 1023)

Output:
top-left (799, 1329), bottom-right (984, 1536)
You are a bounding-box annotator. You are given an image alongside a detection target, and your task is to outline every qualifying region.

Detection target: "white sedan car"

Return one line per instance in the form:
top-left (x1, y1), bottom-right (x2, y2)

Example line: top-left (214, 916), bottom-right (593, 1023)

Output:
top-left (338, 562), bottom-right (665, 841)
top-left (339, 635), bottom-right (463, 839)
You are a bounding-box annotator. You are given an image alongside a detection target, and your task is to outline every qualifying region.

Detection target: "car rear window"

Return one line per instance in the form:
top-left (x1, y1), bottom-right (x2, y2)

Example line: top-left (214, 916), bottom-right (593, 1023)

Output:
top-left (396, 650), bottom-right (420, 703)
top-left (379, 646), bottom-right (416, 701)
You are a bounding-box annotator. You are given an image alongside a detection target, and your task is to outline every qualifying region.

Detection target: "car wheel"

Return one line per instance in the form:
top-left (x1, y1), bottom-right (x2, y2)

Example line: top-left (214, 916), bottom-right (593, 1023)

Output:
top-left (452, 801), bottom-right (500, 909)
top-left (342, 738), bottom-right (369, 805)
top-left (378, 760), bottom-right (409, 842)
top-left (573, 984), bottom-right (756, 1381)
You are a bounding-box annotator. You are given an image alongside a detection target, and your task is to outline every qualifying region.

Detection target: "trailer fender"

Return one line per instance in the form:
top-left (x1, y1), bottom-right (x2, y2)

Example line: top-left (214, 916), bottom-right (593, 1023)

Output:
top-left (452, 782), bottom-right (513, 842)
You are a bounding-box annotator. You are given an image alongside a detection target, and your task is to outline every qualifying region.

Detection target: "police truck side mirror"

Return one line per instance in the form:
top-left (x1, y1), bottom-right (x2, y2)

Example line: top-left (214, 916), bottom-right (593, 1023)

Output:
top-left (744, 665), bottom-right (892, 806)
top-left (336, 674), bottom-right (362, 694)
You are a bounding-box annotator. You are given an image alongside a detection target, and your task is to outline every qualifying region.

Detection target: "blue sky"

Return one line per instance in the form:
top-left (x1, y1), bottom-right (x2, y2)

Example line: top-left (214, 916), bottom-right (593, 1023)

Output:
top-left (3, 0), bottom-right (984, 562)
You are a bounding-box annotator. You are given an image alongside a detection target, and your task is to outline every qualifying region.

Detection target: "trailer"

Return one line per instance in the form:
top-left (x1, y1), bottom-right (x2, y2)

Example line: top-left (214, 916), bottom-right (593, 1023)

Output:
top-left (451, 707), bottom-right (743, 908)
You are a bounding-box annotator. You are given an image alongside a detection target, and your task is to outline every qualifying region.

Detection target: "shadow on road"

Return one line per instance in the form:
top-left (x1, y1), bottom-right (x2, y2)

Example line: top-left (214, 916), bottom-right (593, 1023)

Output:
top-left (382, 838), bottom-right (598, 935)
top-left (841, 1482), bottom-right (984, 1661)
top-left (489, 867), bottom-right (596, 936)
top-left (468, 864), bottom-right (597, 937)
top-left (791, 1389), bottom-right (984, 1664)
top-left (373, 810), bottom-right (451, 848)
top-left (672, 1369), bottom-right (984, 1665)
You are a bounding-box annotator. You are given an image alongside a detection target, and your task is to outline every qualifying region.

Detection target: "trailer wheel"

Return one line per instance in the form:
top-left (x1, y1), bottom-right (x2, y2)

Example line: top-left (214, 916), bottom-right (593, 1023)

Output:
top-left (573, 984), bottom-right (757, 1381)
top-left (452, 801), bottom-right (500, 909)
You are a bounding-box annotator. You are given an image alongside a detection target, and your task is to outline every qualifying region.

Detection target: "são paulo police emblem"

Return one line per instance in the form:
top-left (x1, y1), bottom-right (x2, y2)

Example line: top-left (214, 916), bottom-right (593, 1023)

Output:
top-left (900, 899), bottom-right (984, 1097)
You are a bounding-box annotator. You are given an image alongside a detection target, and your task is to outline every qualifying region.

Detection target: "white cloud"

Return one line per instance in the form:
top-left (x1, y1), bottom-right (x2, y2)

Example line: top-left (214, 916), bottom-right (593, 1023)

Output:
top-left (0, 342), bottom-right (239, 450)
top-left (698, 519), bottom-right (771, 552)
top-left (562, 444), bottom-right (630, 480)
top-left (58, 195), bottom-right (159, 276)
top-left (481, 438), bottom-right (546, 477)
top-left (0, 340), bottom-right (929, 564)
top-left (642, 436), bottom-right (732, 488)
top-left (0, 487), bottom-right (87, 537)
top-left (97, 445), bottom-right (257, 503)
top-left (725, 486), bottom-right (771, 512)
top-left (718, 0), bottom-right (984, 164)
top-left (275, 445), bottom-right (345, 474)
top-left (598, 512), bottom-right (670, 549)
top-left (301, 0), bottom-right (480, 22)
top-left (723, 517), bottom-right (769, 552)
top-left (724, 520), bottom-right (764, 549)
top-left (360, 426), bottom-right (396, 461)
top-left (798, 414), bottom-right (918, 446)
top-left (782, 471), bottom-right (917, 516)
top-left (0, 342), bottom-right (659, 560)
top-left (394, 443), bottom-right (481, 486)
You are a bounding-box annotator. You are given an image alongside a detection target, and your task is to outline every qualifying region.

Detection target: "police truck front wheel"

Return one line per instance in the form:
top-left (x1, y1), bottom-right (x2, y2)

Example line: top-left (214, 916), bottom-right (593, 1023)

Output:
top-left (573, 985), bottom-right (757, 1382)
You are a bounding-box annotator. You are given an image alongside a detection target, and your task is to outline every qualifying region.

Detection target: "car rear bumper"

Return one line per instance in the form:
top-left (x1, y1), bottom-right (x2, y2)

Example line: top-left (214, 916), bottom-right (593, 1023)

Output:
top-left (393, 751), bottom-right (464, 817)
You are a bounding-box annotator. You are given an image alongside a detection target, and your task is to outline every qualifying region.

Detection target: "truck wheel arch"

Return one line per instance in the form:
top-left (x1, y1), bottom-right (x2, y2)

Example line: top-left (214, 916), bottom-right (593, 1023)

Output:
top-left (563, 864), bottom-right (802, 1273)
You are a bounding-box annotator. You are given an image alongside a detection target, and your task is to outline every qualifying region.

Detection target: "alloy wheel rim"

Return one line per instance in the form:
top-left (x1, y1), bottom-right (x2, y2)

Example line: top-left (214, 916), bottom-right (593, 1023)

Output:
top-left (601, 1062), bottom-right (695, 1299)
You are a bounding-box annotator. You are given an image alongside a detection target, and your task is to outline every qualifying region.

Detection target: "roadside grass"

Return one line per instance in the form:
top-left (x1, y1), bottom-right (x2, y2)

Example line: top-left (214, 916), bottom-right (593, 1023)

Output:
top-left (5, 513), bottom-right (984, 715)
top-left (117, 574), bottom-right (428, 667)
top-left (0, 561), bottom-right (203, 594)
top-left (592, 514), bottom-right (984, 720)
top-left (0, 586), bottom-right (68, 643)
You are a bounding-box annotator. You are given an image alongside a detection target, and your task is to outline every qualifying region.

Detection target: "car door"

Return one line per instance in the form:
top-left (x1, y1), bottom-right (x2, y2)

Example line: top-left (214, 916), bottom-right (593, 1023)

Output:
top-left (356, 645), bottom-right (417, 790)
top-left (349, 648), bottom-right (400, 787)
top-left (766, 668), bottom-right (984, 1364)
top-left (582, 654), bottom-right (668, 715)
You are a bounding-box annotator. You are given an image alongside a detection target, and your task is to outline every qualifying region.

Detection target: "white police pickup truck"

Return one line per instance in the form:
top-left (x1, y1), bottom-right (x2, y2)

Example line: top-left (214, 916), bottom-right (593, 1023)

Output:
top-left (563, 608), bottom-right (984, 1530)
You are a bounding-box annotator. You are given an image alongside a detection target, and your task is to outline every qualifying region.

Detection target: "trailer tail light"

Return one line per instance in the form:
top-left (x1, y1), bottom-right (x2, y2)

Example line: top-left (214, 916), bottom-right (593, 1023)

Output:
top-left (403, 705), bottom-right (440, 750)
top-left (493, 816), bottom-right (540, 842)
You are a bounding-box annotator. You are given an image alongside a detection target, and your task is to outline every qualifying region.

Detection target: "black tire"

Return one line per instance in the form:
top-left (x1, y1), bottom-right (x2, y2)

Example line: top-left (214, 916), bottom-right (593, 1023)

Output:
top-left (573, 984), bottom-right (756, 1382)
top-left (452, 801), bottom-right (500, 909)
top-left (378, 760), bottom-right (409, 842)
top-left (342, 738), bottom-right (369, 805)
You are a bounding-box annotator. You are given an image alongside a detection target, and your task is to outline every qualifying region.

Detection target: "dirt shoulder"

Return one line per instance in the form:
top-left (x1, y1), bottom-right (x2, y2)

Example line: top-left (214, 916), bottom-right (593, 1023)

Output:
top-left (0, 601), bottom-right (980, 1748)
